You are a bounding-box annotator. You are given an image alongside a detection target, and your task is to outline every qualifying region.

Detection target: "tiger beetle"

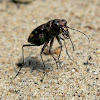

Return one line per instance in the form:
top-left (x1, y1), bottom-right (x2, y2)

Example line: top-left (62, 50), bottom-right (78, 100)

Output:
top-left (15, 19), bottom-right (90, 79)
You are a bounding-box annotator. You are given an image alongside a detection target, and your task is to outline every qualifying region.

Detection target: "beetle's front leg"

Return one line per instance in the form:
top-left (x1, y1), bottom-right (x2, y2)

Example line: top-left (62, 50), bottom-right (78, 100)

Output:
top-left (60, 37), bottom-right (77, 64)
top-left (56, 35), bottom-right (63, 66)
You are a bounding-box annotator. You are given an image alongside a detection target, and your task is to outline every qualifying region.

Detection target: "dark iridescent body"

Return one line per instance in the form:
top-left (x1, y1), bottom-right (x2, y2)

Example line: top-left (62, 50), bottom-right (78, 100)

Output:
top-left (28, 19), bottom-right (68, 46)
top-left (15, 19), bottom-right (89, 79)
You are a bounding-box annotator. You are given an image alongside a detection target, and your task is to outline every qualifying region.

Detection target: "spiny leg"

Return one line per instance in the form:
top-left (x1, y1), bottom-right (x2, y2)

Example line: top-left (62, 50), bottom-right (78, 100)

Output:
top-left (56, 36), bottom-right (63, 66)
top-left (49, 38), bottom-right (59, 69)
top-left (62, 37), bottom-right (77, 64)
top-left (62, 29), bottom-right (74, 51)
top-left (40, 42), bottom-right (49, 69)
top-left (15, 44), bottom-right (35, 78)
top-left (40, 42), bottom-right (49, 82)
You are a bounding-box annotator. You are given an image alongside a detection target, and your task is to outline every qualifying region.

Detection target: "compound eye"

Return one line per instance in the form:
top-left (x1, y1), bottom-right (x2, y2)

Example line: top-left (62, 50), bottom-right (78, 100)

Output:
top-left (53, 21), bottom-right (60, 28)
top-left (55, 22), bottom-right (59, 26)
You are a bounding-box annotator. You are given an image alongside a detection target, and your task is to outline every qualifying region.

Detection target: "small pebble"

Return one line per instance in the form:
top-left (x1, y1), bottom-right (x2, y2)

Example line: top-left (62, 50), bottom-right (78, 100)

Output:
top-left (1, 60), bottom-right (5, 64)
top-left (33, 20), bottom-right (37, 23)
top-left (83, 61), bottom-right (89, 65)
top-left (13, 0), bottom-right (33, 3)
top-left (32, 55), bottom-right (37, 57)
top-left (88, 56), bottom-right (92, 60)
top-left (87, 68), bottom-right (90, 72)
top-left (71, 68), bottom-right (76, 72)
top-left (97, 93), bottom-right (99, 96)
top-left (93, 71), bottom-right (99, 75)
top-left (96, 49), bottom-right (100, 54)
top-left (54, 48), bottom-right (61, 55)
top-left (96, 78), bottom-right (99, 80)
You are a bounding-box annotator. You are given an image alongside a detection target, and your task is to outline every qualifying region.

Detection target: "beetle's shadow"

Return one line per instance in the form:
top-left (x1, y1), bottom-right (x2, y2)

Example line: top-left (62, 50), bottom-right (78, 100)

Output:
top-left (16, 56), bottom-right (52, 74)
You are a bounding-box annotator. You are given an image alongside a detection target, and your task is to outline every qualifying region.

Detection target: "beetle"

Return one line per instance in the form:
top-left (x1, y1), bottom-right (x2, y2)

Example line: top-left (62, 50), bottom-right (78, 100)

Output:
top-left (15, 19), bottom-right (90, 78)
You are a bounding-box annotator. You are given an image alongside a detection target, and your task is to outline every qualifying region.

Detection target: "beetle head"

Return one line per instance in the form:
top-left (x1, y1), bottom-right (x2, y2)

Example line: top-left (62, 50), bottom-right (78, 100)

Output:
top-left (52, 19), bottom-right (67, 29)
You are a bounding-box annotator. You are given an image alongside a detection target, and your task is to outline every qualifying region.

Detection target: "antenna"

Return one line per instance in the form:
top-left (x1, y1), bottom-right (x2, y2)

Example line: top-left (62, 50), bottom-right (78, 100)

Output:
top-left (67, 26), bottom-right (90, 43)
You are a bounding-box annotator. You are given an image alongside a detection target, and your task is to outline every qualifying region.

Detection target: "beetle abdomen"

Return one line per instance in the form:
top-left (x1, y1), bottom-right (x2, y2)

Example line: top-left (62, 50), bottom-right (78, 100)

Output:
top-left (28, 28), bottom-right (48, 46)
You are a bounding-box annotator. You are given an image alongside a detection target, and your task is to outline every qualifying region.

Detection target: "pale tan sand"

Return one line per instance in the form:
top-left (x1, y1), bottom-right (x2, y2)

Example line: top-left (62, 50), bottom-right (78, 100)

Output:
top-left (0, 0), bottom-right (100, 99)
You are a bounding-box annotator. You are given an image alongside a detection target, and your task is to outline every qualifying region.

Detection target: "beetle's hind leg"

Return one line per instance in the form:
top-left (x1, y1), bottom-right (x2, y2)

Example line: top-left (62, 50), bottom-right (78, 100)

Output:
top-left (15, 44), bottom-right (36, 78)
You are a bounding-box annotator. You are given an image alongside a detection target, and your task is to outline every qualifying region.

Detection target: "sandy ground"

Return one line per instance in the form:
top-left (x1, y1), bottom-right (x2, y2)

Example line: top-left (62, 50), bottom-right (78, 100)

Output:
top-left (0, 0), bottom-right (100, 100)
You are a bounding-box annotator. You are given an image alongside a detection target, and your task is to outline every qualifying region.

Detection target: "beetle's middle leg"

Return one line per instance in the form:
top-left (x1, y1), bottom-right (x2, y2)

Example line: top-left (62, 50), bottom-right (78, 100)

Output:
top-left (40, 42), bottom-right (49, 82)
top-left (49, 38), bottom-right (60, 69)
top-left (40, 42), bottom-right (49, 70)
